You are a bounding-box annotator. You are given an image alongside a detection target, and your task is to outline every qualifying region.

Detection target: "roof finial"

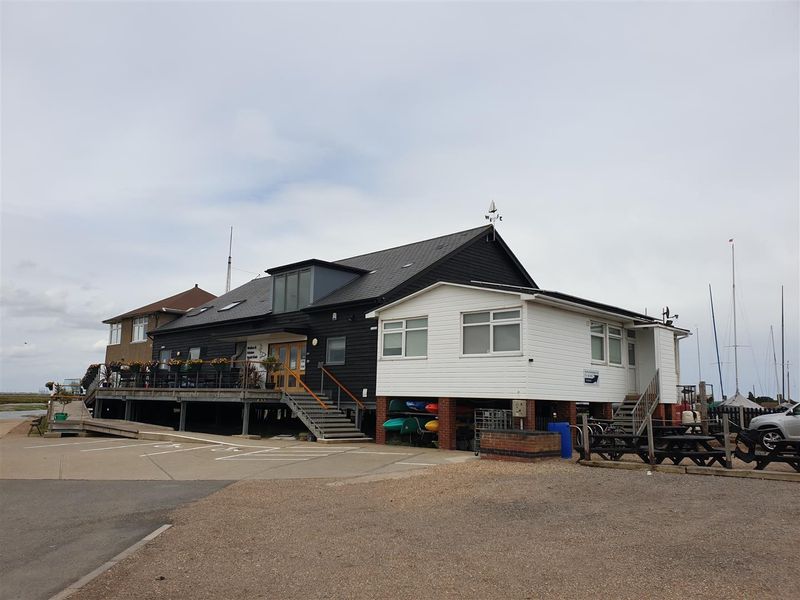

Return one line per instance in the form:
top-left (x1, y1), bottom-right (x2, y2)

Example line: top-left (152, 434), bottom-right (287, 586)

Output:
top-left (485, 201), bottom-right (502, 240)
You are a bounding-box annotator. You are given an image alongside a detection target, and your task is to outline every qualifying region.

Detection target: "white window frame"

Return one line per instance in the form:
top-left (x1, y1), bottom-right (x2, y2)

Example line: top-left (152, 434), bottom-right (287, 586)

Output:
top-left (460, 308), bottom-right (522, 357)
top-left (131, 317), bottom-right (148, 343)
top-left (108, 322), bottom-right (121, 345)
top-left (380, 317), bottom-right (428, 359)
top-left (590, 320), bottom-right (625, 367)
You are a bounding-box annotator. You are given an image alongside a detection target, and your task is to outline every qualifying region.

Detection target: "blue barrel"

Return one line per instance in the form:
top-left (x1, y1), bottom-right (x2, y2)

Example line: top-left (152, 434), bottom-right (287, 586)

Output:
top-left (547, 422), bottom-right (573, 458)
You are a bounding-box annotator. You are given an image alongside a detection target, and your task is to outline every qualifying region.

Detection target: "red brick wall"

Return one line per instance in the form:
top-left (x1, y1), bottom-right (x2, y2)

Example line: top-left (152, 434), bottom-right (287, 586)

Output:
top-left (438, 397), bottom-right (456, 450)
top-left (375, 396), bottom-right (388, 445)
top-left (524, 400), bottom-right (536, 430)
top-left (480, 430), bottom-right (561, 462)
top-left (554, 401), bottom-right (576, 425)
top-left (652, 403), bottom-right (666, 423)
top-left (664, 403), bottom-right (680, 424)
top-left (589, 403), bottom-right (613, 420)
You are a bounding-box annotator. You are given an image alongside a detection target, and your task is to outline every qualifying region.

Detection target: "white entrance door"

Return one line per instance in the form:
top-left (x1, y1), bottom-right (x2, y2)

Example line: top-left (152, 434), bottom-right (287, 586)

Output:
top-left (626, 332), bottom-right (638, 394)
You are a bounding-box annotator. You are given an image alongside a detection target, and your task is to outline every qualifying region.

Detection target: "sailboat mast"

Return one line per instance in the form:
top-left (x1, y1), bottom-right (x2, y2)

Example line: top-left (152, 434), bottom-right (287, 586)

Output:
top-left (770, 325), bottom-right (780, 399)
top-left (781, 285), bottom-right (785, 401)
top-left (695, 326), bottom-right (702, 382)
top-left (709, 284), bottom-right (725, 400)
top-left (730, 239), bottom-right (739, 394)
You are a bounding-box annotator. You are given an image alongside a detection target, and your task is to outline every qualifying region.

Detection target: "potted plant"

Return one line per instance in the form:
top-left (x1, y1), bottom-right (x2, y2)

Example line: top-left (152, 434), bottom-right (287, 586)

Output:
top-left (128, 361), bottom-right (144, 373)
top-left (186, 359), bottom-right (203, 372)
top-left (108, 361), bottom-right (122, 373)
top-left (240, 363), bottom-right (262, 389)
top-left (51, 384), bottom-right (72, 421)
top-left (259, 355), bottom-right (281, 390)
top-left (168, 358), bottom-right (185, 373)
top-left (210, 357), bottom-right (230, 387)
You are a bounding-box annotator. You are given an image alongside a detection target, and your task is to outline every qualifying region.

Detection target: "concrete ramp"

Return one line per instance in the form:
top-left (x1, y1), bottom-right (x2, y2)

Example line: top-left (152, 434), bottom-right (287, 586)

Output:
top-left (49, 419), bottom-right (173, 439)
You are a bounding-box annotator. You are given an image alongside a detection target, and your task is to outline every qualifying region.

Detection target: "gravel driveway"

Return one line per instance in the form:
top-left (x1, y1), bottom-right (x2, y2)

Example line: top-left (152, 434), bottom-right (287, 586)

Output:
top-left (71, 460), bottom-right (798, 600)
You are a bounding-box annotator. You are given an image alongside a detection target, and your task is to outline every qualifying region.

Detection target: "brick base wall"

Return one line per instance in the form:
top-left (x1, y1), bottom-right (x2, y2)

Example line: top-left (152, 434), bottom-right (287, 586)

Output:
top-left (375, 396), bottom-right (388, 445)
top-left (589, 403), bottom-right (613, 420)
top-left (652, 403), bottom-right (666, 423)
top-left (480, 430), bottom-right (561, 462)
top-left (525, 400), bottom-right (536, 430)
top-left (438, 397), bottom-right (456, 450)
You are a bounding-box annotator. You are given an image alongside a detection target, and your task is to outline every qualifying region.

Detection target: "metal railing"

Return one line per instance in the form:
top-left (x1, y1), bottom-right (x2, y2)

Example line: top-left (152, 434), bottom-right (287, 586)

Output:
top-left (319, 365), bottom-right (365, 410)
top-left (630, 369), bottom-right (660, 435)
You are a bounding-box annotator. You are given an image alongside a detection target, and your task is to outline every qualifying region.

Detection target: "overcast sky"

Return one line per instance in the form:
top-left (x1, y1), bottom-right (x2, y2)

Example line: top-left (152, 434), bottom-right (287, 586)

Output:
top-left (2, 1), bottom-right (798, 398)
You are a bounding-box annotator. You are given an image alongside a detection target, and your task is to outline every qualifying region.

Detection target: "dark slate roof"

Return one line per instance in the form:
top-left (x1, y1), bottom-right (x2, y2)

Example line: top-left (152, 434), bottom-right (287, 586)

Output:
top-left (102, 285), bottom-right (217, 323)
top-left (315, 225), bottom-right (492, 307)
top-left (153, 225), bottom-right (495, 333)
top-left (152, 276), bottom-right (273, 332)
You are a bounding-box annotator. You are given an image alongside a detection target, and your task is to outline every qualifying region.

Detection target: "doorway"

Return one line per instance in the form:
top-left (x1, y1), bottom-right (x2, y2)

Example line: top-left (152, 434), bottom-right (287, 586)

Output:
top-left (626, 331), bottom-right (638, 394)
top-left (269, 341), bottom-right (307, 392)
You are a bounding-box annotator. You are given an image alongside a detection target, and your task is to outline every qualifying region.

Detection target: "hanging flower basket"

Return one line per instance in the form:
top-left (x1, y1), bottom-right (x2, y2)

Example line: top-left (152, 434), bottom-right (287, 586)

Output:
top-left (168, 358), bottom-right (185, 373)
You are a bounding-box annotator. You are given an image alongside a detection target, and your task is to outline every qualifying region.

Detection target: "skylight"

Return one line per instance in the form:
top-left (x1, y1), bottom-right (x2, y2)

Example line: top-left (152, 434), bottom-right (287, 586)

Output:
top-left (188, 306), bottom-right (212, 317)
top-left (218, 301), bottom-right (244, 312)
top-left (401, 263), bottom-right (413, 269)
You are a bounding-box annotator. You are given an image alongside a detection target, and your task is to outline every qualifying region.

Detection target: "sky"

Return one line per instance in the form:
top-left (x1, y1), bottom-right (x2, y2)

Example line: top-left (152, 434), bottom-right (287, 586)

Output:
top-left (1, 1), bottom-right (798, 399)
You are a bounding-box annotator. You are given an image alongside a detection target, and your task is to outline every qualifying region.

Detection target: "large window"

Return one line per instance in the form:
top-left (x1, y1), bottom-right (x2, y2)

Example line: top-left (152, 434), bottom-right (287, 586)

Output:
top-left (132, 317), bottom-right (148, 343)
top-left (326, 337), bottom-right (346, 365)
top-left (382, 318), bottom-right (428, 358)
top-left (590, 321), bottom-right (624, 366)
top-left (109, 322), bottom-right (121, 345)
top-left (272, 269), bottom-right (311, 313)
top-left (462, 309), bottom-right (521, 355)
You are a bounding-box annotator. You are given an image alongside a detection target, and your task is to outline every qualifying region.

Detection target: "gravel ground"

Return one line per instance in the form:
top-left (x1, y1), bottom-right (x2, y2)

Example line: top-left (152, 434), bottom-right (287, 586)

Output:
top-left (72, 460), bottom-right (798, 600)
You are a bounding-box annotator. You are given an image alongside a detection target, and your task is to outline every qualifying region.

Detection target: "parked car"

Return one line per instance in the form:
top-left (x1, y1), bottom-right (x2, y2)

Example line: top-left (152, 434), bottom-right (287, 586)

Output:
top-left (747, 403), bottom-right (800, 450)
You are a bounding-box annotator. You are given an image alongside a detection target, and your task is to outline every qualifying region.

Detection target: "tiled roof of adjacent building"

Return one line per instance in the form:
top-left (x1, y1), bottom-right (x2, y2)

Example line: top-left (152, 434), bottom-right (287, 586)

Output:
top-left (102, 285), bottom-right (217, 323)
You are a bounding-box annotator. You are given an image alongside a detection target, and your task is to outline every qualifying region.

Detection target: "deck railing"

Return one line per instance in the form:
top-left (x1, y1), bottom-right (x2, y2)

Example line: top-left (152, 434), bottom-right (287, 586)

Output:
top-left (319, 365), bottom-right (365, 410)
top-left (631, 369), bottom-right (660, 435)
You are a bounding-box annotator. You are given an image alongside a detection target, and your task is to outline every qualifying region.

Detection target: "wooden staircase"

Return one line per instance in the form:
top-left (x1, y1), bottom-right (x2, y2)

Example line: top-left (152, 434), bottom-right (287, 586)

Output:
top-left (282, 391), bottom-right (371, 442)
top-left (612, 370), bottom-right (661, 435)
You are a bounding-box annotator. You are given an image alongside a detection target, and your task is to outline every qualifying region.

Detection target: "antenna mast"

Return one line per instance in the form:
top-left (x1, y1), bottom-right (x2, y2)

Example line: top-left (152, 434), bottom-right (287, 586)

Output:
top-left (225, 226), bottom-right (233, 293)
top-left (485, 201), bottom-right (502, 241)
top-left (770, 325), bottom-right (780, 399)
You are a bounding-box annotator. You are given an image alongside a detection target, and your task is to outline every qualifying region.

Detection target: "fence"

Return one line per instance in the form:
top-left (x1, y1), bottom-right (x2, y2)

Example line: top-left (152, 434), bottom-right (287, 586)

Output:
top-left (708, 405), bottom-right (784, 430)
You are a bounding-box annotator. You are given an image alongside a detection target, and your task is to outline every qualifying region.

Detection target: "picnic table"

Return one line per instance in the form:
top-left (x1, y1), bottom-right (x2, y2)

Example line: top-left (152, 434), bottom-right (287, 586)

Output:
top-left (735, 431), bottom-right (800, 472)
top-left (640, 434), bottom-right (727, 467)
top-left (589, 433), bottom-right (644, 461)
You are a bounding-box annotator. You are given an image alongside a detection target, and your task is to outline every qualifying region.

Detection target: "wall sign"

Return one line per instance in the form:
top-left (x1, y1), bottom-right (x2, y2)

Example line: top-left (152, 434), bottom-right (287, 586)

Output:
top-left (583, 370), bottom-right (599, 385)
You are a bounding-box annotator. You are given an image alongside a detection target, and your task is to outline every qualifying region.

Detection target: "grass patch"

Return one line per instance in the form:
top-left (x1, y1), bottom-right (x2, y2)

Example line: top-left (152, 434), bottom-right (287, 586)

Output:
top-left (0, 393), bottom-right (50, 404)
top-left (1, 404), bottom-right (48, 411)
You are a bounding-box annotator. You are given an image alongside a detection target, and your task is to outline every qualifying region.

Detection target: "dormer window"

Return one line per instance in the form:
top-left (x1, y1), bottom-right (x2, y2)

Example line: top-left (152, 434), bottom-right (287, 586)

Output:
top-left (273, 268), bottom-right (311, 313)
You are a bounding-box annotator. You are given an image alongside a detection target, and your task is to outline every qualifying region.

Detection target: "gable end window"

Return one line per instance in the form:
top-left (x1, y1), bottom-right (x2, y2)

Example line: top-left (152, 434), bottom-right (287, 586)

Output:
top-left (382, 318), bottom-right (428, 358)
top-left (109, 323), bottom-right (121, 345)
top-left (132, 317), bottom-right (148, 343)
top-left (462, 309), bottom-right (521, 355)
top-left (326, 337), bottom-right (346, 365)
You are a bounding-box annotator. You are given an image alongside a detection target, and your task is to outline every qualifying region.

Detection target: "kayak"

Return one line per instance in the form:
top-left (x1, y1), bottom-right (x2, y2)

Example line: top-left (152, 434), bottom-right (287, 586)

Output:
top-left (382, 418), bottom-right (405, 431)
top-left (388, 399), bottom-right (408, 413)
top-left (424, 419), bottom-right (439, 432)
top-left (425, 403), bottom-right (438, 413)
top-left (406, 401), bottom-right (428, 412)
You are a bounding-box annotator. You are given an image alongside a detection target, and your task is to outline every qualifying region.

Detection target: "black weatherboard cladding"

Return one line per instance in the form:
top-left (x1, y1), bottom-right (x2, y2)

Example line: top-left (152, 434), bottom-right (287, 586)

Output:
top-left (304, 232), bottom-right (534, 401)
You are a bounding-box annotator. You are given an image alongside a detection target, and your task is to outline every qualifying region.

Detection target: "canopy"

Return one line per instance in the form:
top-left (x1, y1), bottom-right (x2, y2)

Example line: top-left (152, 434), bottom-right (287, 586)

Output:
top-left (720, 393), bottom-right (762, 409)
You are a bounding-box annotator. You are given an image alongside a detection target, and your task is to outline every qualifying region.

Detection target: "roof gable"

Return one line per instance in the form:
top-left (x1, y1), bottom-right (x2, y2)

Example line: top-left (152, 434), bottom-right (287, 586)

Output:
top-left (103, 285), bottom-right (216, 323)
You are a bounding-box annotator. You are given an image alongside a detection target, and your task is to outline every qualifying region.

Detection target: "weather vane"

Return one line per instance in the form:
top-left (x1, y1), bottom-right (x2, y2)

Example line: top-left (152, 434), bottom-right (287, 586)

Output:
top-left (485, 201), bottom-right (502, 240)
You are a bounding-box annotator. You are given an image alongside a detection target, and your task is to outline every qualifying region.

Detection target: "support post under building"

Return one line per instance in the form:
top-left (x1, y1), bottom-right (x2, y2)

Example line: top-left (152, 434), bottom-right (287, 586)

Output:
top-left (241, 402), bottom-right (251, 436)
top-left (179, 401), bottom-right (187, 431)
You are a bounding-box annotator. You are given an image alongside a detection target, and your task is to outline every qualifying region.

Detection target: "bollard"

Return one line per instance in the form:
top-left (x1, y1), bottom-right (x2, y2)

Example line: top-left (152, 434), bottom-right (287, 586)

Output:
top-left (723, 414), bottom-right (732, 468)
top-left (646, 414), bottom-right (655, 465)
top-left (581, 414), bottom-right (590, 460)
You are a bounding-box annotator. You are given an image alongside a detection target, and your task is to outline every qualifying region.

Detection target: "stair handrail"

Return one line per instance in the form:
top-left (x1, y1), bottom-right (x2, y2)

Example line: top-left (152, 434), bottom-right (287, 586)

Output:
top-left (320, 365), bottom-right (365, 410)
top-left (279, 361), bottom-right (330, 410)
top-left (631, 369), bottom-right (660, 435)
top-left (281, 390), bottom-right (325, 439)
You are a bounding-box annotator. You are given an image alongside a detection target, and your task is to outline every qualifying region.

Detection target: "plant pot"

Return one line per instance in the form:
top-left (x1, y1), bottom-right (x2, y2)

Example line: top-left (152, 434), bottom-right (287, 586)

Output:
top-left (54, 413), bottom-right (68, 421)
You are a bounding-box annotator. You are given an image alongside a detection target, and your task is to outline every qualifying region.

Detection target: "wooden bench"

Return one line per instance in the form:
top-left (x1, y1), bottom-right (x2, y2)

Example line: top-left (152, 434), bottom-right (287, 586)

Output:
top-left (27, 416), bottom-right (46, 436)
top-left (735, 430), bottom-right (800, 472)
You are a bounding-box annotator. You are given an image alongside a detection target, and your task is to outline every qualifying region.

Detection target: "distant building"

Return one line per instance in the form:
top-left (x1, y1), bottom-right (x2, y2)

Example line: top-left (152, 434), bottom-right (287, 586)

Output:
top-left (102, 285), bottom-right (216, 365)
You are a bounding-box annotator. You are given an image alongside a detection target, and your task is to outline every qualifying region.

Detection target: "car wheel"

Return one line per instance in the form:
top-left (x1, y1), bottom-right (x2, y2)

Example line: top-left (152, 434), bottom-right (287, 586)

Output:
top-left (759, 429), bottom-right (783, 451)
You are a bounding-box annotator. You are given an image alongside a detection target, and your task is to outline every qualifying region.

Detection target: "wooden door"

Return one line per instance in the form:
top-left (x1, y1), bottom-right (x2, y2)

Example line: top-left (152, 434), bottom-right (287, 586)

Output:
top-left (269, 341), bottom-right (307, 392)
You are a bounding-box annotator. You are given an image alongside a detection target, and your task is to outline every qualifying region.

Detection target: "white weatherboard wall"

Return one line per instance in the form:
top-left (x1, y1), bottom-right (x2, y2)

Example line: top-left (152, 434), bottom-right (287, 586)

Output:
top-left (374, 284), bottom-right (679, 404)
top-left (526, 303), bottom-right (630, 403)
top-left (375, 286), bottom-right (528, 398)
top-left (655, 326), bottom-right (680, 403)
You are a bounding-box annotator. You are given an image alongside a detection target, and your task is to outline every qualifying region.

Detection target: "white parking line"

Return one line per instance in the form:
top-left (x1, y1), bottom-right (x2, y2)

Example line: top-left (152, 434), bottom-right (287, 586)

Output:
top-left (25, 439), bottom-right (131, 449)
top-left (82, 442), bottom-right (163, 452)
top-left (216, 448), bottom-right (274, 461)
top-left (349, 451), bottom-right (414, 456)
top-left (140, 444), bottom-right (220, 457)
top-left (227, 457), bottom-right (312, 461)
top-left (396, 462), bottom-right (438, 466)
